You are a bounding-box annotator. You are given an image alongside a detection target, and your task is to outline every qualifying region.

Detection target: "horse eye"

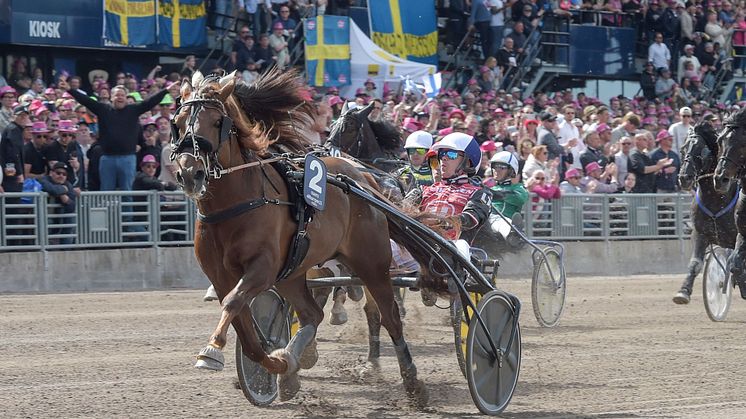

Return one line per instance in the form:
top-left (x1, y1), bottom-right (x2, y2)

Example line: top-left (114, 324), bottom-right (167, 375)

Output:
top-left (214, 120), bottom-right (221, 128)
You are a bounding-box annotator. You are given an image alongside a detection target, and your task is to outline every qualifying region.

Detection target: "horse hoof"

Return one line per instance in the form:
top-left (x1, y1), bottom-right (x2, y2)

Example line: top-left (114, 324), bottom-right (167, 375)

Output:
top-left (347, 286), bottom-right (364, 302)
top-left (202, 285), bottom-right (218, 302)
top-left (405, 379), bottom-right (429, 409)
top-left (195, 346), bottom-right (224, 371)
top-left (278, 371), bottom-right (301, 401)
top-left (330, 311), bottom-right (348, 325)
top-left (298, 338), bottom-right (318, 370)
top-left (673, 290), bottom-right (691, 305)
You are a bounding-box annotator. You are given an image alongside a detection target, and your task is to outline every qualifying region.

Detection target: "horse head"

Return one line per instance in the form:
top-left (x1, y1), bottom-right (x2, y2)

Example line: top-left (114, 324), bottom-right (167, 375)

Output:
top-left (171, 70), bottom-right (239, 199)
top-left (327, 102), bottom-right (376, 157)
top-left (714, 109), bottom-right (746, 193)
top-left (679, 122), bottom-right (717, 191)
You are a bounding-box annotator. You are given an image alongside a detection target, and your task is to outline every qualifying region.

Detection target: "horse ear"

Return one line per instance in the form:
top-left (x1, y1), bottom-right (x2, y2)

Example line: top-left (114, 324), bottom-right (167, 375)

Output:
top-left (180, 80), bottom-right (193, 101)
top-left (216, 71), bottom-right (239, 100)
top-left (191, 71), bottom-right (204, 88)
top-left (341, 101), bottom-right (350, 115)
top-left (358, 102), bottom-right (375, 118)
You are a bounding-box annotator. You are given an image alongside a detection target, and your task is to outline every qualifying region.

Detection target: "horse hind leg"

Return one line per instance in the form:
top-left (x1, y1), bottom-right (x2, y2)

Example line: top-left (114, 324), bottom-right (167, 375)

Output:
top-left (362, 288), bottom-right (381, 362)
top-left (273, 276), bottom-right (324, 401)
top-left (346, 256), bottom-right (428, 409)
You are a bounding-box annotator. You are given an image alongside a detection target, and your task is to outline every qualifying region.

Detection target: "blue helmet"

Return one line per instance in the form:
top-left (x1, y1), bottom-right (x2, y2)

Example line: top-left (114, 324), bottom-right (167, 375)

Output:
top-left (431, 133), bottom-right (482, 171)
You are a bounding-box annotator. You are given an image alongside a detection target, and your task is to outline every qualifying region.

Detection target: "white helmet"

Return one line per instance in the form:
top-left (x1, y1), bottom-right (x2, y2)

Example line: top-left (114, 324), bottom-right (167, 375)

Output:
top-left (430, 132), bottom-right (482, 169)
top-left (490, 151), bottom-right (519, 174)
top-left (404, 130), bottom-right (434, 150)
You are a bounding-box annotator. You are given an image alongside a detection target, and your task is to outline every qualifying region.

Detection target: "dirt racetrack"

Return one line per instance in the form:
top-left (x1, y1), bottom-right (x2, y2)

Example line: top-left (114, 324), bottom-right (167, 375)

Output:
top-left (2, 274), bottom-right (746, 418)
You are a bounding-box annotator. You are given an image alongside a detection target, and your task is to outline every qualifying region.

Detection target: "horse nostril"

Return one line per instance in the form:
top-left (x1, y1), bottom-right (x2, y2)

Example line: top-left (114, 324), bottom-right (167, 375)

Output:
top-left (194, 170), bottom-right (206, 182)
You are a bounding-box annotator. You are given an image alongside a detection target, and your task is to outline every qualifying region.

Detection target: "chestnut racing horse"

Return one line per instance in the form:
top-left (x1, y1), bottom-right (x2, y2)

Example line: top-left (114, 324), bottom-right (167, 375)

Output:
top-left (713, 108), bottom-right (746, 298)
top-left (170, 68), bottom-right (428, 405)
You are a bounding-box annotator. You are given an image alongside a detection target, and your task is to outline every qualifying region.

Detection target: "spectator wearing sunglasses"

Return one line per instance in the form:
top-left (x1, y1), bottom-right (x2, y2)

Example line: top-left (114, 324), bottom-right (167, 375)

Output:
top-left (23, 122), bottom-right (51, 180)
top-left (43, 120), bottom-right (84, 193)
top-left (39, 162), bottom-right (77, 244)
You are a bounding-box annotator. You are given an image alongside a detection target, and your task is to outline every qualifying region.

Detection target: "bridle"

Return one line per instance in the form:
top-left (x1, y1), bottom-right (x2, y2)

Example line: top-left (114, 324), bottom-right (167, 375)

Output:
top-left (716, 123), bottom-right (745, 179)
top-left (329, 112), bottom-right (365, 157)
top-left (170, 97), bottom-right (236, 180)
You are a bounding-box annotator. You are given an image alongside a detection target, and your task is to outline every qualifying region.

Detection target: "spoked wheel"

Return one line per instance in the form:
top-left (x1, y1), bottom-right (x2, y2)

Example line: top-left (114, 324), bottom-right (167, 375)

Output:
top-left (235, 289), bottom-right (291, 406)
top-left (465, 290), bottom-right (521, 416)
top-left (531, 248), bottom-right (566, 327)
top-left (703, 246), bottom-right (732, 322)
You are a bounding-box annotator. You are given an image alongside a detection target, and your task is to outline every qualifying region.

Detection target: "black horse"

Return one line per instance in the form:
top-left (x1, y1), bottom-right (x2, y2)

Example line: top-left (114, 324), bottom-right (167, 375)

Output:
top-left (326, 102), bottom-right (405, 173)
top-left (674, 122), bottom-right (739, 303)
top-left (713, 108), bottom-right (746, 299)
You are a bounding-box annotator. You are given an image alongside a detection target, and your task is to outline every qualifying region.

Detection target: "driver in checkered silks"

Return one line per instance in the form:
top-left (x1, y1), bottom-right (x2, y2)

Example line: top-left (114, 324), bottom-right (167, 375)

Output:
top-left (400, 133), bottom-right (493, 306)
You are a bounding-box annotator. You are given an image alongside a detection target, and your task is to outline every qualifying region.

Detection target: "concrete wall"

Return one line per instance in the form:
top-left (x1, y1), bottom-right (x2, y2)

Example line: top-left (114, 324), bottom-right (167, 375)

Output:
top-left (0, 239), bottom-right (693, 293)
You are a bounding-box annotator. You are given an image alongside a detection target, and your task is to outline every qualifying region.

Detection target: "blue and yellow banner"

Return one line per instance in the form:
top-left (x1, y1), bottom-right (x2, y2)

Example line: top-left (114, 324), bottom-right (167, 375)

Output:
top-left (304, 16), bottom-right (351, 87)
top-left (104, 0), bottom-right (157, 46)
top-left (368, 0), bottom-right (438, 66)
top-left (158, 0), bottom-right (207, 48)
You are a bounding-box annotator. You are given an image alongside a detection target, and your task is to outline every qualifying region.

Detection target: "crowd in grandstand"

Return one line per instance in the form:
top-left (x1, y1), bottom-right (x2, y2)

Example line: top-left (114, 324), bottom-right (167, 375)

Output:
top-left (1, 0), bottom-right (745, 245)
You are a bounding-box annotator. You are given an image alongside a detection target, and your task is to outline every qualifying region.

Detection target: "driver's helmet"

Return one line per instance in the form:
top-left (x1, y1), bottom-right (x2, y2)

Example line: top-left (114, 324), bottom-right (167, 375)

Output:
top-left (430, 132), bottom-right (482, 171)
top-left (404, 130), bottom-right (434, 150)
top-left (490, 150), bottom-right (519, 175)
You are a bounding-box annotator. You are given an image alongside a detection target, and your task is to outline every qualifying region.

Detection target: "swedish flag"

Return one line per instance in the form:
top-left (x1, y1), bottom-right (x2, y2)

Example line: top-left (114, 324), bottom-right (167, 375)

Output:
top-left (105, 0), bottom-right (157, 46)
top-left (158, 0), bottom-right (208, 48)
top-left (369, 0), bottom-right (438, 65)
top-left (304, 16), bottom-right (351, 87)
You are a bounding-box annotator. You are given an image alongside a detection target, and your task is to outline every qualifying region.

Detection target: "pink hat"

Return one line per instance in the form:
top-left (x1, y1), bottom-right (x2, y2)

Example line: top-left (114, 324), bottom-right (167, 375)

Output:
top-left (273, 21), bottom-right (284, 30)
top-left (642, 117), bottom-right (656, 125)
top-left (596, 123), bottom-right (610, 133)
top-left (364, 78), bottom-right (376, 88)
top-left (29, 99), bottom-right (44, 112)
top-left (34, 106), bottom-right (49, 117)
top-left (31, 121), bottom-right (50, 134)
top-left (0, 86), bottom-right (17, 97)
top-left (467, 79), bottom-right (477, 86)
top-left (479, 66), bottom-right (490, 73)
top-left (656, 129), bottom-right (672, 141)
top-left (494, 107), bottom-right (505, 114)
top-left (449, 109), bottom-right (466, 120)
top-left (62, 92), bottom-right (73, 99)
top-left (141, 154), bottom-right (159, 168)
top-left (585, 162), bottom-right (602, 173)
top-left (402, 117), bottom-right (423, 131)
top-left (44, 87), bottom-right (56, 95)
top-left (658, 118), bottom-right (670, 126)
top-left (566, 168), bottom-right (581, 178)
top-left (480, 141), bottom-right (498, 153)
top-left (57, 119), bottom-right (77, 133)
top-left (328, 96), bottom-right (344, 107)
top-left (141, 117), bottom-right (157, 127)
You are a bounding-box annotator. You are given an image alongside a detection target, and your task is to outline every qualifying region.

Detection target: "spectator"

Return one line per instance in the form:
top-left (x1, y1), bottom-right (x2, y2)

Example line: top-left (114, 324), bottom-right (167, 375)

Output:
top-left (39, 162), bottom-right (76, 245)
top-left (522, 144), bottom-right (551, 180)
top-left (137, 118), bottom-right (162, 175)
top-left (131, 154), bottom-right (178, 240)
top-left (628, 131), bottom-right (671, 192)
top-left (213, 0), bottom-right (234, 35)
top-left (705, 12), bottom-right (729, 50)
top-left (680, 2), bottom-right (696, 46)
top-left (677, 44), bottom-right (701, 81)
top-left (237, 0), bottom-right (267, 39)
top-left (614, 136), bottom-right (634, 183)
top-left (640, 62), bottom-right (658, 100)
top-left (668, 106), bottom-right (692, 153)
top-left (486, 0), bottom-right (508, 57)
top-left (84, 122), bottom-right (103, 191)
top-left (58, 77), bottom-right (170, 192)
top-left (733, 12), bottom-right (746, 76)
top-left (469, 0), bottom-right (493, 59)
top-left (655, 68), bottom-right (676, 99)
top-left (23, 121), bottom-right (50, 180)
top-left (0, 86), bottom-right (17, 132)
top-left (559, 167), bottom-right (584, 193)
top-left (269, 22), bottom-right (291, 70)
top-left (581, 161), bottom-right (619, 193)
top-left (557, 106), bottom-right (584, 169)
top-left (253, 34), bottom-right (276, 72)
top-left (536, 111), bottom-right (564, 160)
top-left (232, 26), bottom-right (256, 72)
top-left (509, 21), bottom-right (528, 54)
top-left (1, 105), bottom-right (29, 194)
top-left (272, 4), bottom-right (298, 36)
top-left (648, 32), bottom-right (671, 71)
top-left (620, 172), bottom-right (637, 193)
top-left (526, 169), bottom-right (561, 217)
top-left (649, 130), bottom-right (681, 193)
top-left (43, 119), bottom-right (84, 192)
top-left (580, 129), bottom-right (608, 173)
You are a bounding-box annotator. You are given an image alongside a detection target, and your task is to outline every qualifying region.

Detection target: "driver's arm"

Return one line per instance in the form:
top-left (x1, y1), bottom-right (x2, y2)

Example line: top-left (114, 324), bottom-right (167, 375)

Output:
top-left (459, 188), bottom-right (493, 231)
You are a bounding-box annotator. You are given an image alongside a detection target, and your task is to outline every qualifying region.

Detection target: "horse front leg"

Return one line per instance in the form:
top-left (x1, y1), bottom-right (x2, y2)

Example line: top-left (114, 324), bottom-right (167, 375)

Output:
top-left (362, 288), bottom-right (381, 363)
top-left (674, 229), bottom-right (706, 304)
top-left (195, 272), bottom-right (287, 374)
top-left (730, 191), bottom-right (746, 299)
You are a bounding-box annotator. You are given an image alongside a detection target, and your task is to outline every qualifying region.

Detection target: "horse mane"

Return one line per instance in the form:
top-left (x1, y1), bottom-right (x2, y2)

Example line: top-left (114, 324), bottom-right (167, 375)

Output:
top-left (367, 118), bottom-right (402, 151)
top-left (722, 107), bottom-right (746, 128)
top-left (215, 67), bottom-right (317, 156)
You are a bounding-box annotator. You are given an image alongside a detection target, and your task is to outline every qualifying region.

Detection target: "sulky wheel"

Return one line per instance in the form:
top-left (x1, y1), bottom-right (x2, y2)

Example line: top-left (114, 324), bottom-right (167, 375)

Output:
top-left (703, 246), bottom-right (732, 322)
top-left (531, 248), bottom-right (566, 327)
top-left (451, 292), bottom-right (487, 378)
top-left (465, 290), bottom-right (521, 416)
top-left (235, 289), bottom-right (291, 406)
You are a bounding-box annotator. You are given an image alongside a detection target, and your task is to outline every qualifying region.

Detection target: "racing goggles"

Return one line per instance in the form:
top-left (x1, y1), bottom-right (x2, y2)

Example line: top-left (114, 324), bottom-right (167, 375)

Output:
top-left (491, 162), bottom-right (510, 170)
top-left (406, 148), bottom-right (428, 156)
top-left (437, 149), bottom-right (463, 161)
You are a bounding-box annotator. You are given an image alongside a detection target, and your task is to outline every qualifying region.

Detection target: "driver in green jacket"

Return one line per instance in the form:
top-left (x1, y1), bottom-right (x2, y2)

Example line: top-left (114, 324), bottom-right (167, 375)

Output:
top-left (487, 151), bottom-right (528, 242)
